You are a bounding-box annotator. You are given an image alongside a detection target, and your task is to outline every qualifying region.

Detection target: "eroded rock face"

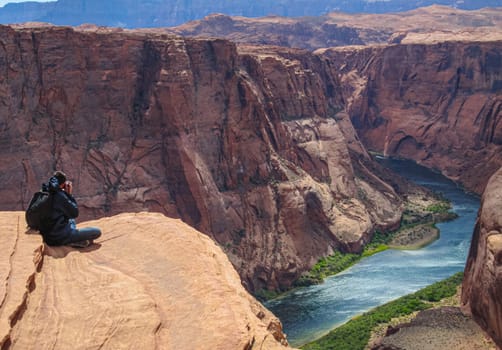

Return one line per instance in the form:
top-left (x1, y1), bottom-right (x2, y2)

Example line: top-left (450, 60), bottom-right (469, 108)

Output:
top-left (462, 167), bottom-right (502, 349)
top-left (167, 7), bottom-right (502, 50)
top-left (323, 41), bottom-right (502, 194)
top-left (0, 212), bottom-right (293, 349)
top-left (168, 14), bottom-right (364, 50)
top-left (0, 25), bottom-right (402, 291)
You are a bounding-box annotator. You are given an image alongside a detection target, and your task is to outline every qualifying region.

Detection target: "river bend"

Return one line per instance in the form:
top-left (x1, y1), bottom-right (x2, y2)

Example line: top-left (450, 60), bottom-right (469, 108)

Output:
top-left (265, 159), bottom-right (480, 347)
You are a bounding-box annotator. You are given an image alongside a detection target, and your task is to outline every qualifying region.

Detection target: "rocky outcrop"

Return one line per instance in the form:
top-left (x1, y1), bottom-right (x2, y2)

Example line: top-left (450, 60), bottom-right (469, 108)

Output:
top-left (323, 41), bottom-right (502, 194)
top-left (0, 25), bottom-right (404, 291)
top-left (0, 211), bottom-right (293, 349)
top-left (462, 167), bottom-right (502, 349)
top-left (371, 307), bottom-right (496, 350)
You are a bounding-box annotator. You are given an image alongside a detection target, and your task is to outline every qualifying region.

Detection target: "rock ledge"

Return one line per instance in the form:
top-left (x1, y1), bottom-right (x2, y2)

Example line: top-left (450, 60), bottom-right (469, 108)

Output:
top-left (0, 211), bottom-right (292, 350)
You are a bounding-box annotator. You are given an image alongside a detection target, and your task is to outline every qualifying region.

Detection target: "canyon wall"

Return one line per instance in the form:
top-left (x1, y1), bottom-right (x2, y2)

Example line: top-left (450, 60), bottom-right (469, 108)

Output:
top-left (167, 7), bottom-right (502, 50)
top-left (0, 25), bottom-right (403, 291)
top-left (462, 167), bottom-right (502, 348)
top-left (167, 14), bottom-right (365, 50)
top-left (322, 41), bottom-right (502, 194)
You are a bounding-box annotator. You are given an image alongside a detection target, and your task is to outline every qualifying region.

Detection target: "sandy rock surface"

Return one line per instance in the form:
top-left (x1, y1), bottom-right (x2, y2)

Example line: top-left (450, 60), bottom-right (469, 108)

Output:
top-left (372, 307), bottom-right (497, 350)
top-left (0, 211), bottom-right (293, 350)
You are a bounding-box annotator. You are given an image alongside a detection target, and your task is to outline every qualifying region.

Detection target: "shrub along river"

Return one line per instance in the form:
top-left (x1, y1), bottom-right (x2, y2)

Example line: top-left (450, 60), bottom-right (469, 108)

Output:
top-left (265, 158), bottom-right (481, 347)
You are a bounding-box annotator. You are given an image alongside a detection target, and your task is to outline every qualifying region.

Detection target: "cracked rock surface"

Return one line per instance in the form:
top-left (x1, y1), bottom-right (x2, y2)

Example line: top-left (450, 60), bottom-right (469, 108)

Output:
top-left (0, 212), bottom-right (292, 350)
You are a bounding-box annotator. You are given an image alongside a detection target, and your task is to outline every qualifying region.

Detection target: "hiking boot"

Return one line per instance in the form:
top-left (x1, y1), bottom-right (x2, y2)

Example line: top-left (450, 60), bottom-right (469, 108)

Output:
top-left (68, 240), bottom-right (91, 248)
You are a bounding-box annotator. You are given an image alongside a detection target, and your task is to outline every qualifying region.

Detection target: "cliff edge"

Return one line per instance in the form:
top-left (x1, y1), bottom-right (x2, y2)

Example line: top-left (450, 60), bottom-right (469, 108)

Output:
top-left (0, 211), bottom-right (292, 349)
top-left (462, 167), bottom-right (502, 349)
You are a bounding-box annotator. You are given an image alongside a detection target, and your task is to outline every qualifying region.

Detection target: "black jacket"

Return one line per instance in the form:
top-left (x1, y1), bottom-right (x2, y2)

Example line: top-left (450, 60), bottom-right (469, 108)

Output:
top-left (40, 189), bottom-right (79, 246)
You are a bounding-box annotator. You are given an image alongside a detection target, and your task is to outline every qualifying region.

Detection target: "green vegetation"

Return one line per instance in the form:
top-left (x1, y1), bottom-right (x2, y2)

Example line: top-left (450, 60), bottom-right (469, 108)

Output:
top-left (364, 231), bottom-right (391, 252)
top-left (426, 202), bottom-right (451, 213)
top-left (265, 197), bottom-right (457, 299)
top-left (255, 289), bottom-right (280, 302)
top-left (363, 243), bottom-right (388, 257)
top-left (301, 272), bottom-right (464, 350)
top-left (295, 251), bottom-right (362, 286)
top-left (295, 232), bottom-right (391, 287)
top-left (296, 196), bottom-right (457, 288)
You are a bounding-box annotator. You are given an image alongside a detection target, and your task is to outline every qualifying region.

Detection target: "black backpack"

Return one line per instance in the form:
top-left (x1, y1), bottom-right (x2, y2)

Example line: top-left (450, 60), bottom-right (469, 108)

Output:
top-left (25, 177), bottom-right (59, 230)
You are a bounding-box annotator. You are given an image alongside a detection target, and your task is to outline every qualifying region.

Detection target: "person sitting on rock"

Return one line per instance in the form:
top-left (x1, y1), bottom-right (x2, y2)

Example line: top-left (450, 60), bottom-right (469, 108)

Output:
top-left (40, 171), bottom-right (101, 248)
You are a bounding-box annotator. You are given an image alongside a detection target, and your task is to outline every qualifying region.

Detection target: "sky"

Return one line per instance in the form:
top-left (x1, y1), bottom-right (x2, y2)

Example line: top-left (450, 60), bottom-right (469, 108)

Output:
top-left (0, 0), bottom-right (54, 7)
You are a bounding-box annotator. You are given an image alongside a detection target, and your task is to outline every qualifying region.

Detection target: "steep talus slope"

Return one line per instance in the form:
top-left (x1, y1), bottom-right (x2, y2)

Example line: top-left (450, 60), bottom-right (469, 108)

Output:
top-left (322, 41), bottom-right (502, 194)
top-left (0, 212), bottom-right (292, 349)
top-left (462, 167), bottom-right (502, 349)
top-left (0, 25), bottom-right (403, 291)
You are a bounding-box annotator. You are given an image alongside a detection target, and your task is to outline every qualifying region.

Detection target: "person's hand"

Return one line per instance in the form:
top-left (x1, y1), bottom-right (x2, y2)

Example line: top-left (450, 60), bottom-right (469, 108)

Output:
top-left (65, 181), bottom-right (73, 195)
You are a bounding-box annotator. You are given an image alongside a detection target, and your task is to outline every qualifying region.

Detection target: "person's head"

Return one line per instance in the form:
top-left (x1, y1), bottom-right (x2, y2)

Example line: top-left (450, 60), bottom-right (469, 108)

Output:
top-left (53, 171), bottom-right (67, 188)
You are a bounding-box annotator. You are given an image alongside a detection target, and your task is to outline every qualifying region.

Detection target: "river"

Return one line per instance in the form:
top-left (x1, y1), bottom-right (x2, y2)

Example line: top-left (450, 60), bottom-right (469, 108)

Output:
top-left (265, 158), bottom-right (481, 347)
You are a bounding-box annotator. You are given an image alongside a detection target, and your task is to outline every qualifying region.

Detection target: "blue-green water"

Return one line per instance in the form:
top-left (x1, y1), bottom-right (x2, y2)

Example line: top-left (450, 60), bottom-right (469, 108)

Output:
top-left (265, 159), bottom-right (480, 347)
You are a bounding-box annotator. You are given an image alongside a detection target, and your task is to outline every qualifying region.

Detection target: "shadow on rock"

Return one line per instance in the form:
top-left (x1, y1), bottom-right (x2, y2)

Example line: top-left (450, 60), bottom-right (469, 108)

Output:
top-left (43, 243), bottom-right (102, 259)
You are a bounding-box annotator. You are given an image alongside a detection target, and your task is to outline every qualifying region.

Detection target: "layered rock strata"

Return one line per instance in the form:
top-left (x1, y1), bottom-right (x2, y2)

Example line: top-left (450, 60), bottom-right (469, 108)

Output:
top-left (0, 25), bottom-right (403, 291)
top-left (0, 211), bottom-right (293, 349)
top-left (322, 41), bottom-right (502, 194)
top-left (167, 7), bottom-right (502, 50)
top-left (462, 167), bottom-right (502, 349)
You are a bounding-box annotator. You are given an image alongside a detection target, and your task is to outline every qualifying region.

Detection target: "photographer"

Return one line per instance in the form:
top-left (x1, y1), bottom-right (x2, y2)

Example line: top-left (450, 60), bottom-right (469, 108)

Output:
top-left (40, 171), bottom-right (101, 248)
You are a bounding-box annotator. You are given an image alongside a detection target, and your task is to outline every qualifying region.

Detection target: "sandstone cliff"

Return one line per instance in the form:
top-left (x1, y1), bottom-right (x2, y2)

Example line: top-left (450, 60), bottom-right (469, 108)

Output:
top-left (167, 7), bottom-right (502, 50)
top-left (166, 8), bottom-right (502, 194)
top-left (322, 41), bottom-right (502, 194)
top-left (0, 25), bottom-right (403, 291)
top-left (167, 14), bottom-right (365, 50)
top-left (0, 211), bottom-right (292, 349)
top-left (462, 167), bottom-right (502, 349)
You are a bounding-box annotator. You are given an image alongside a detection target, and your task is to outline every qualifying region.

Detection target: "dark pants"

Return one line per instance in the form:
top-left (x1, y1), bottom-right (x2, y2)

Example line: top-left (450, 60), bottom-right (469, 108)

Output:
top-left (62, 219), bottom-right (102, 245)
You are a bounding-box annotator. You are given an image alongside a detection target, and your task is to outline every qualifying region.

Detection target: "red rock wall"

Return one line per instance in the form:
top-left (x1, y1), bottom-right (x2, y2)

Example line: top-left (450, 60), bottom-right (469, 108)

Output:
top-left (324, 42), bottom-right (502, 194)
top-left (0, 26), bottom-right (403, 291)
top-left (462, 167), bottom-right (502, 348)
